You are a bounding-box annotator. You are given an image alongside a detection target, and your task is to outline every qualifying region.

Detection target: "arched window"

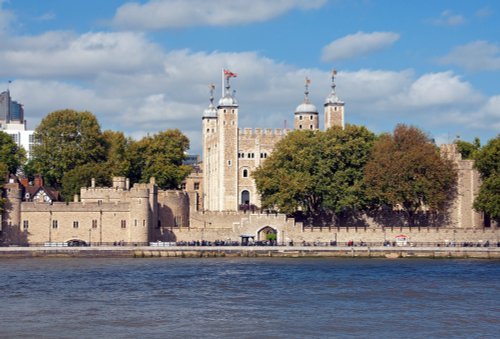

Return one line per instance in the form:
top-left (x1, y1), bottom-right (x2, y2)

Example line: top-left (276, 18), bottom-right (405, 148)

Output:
top-left (243, 169), bottom-right (248, 177)
top-left (241, 190), bottom-right (250, 205)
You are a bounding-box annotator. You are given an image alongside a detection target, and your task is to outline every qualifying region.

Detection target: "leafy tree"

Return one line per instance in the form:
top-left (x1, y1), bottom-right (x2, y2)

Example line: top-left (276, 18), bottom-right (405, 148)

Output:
top-left (61, 163), bottom-right (112, 201)
top-left (473, 135), bottom-right (500, 222)
top-left (130, 129), bottom-right (191, 189)
top-left (0, 131), bottom-right (25, 174)
top-left (455, 137), bottom-right (480, 160)
top-left (363, 124), bottom-right (457, 226)
top-left (31, 110), bottom-right (106, 188)
top-left (253, 125), bottom-right (375, 225)
top-left (102, 130), bottom-right (132, 177)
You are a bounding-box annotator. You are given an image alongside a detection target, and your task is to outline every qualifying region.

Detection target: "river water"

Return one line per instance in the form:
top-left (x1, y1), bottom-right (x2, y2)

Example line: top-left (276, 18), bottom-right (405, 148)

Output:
top-left (0, 258), bottom-right (498, 338)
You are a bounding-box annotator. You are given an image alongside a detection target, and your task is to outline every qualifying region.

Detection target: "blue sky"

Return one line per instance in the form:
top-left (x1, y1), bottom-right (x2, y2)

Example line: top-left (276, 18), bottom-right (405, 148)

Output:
top-left (1, 0), bottom-right (499, 154)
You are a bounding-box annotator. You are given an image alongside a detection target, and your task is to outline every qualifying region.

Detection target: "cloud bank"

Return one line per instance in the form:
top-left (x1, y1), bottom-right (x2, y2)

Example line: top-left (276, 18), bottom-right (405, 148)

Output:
top-left (111, 0), bottom-right (326, 30)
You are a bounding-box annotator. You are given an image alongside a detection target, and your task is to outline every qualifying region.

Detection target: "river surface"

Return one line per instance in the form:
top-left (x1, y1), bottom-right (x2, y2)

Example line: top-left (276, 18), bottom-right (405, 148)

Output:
top-left (0, 258), bottom-right (498, 338)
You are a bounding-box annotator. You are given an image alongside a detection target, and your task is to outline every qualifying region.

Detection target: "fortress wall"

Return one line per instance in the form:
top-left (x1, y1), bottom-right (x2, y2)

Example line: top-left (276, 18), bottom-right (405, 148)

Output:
top-left (157, 190), bottom-right (190, 228)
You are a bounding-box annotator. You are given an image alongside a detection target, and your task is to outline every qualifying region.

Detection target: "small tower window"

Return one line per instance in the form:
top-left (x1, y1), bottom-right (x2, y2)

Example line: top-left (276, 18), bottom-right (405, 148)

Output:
top-left (334, 107), bottom-right (337, 111)
top-left (310, 125), bottom-right (313, 129)
top-left (243, 169), bottom-right (248, 177)
top-left (73, 221), bottom-right (79, 229)
top-left (310, 115), bottom-right (313, 120)
top-left (228, 160), bottom-right (232, 166)
top-left (299, 125), bottom-right (302, 129)
top-left (299, 115), bottom-right (303, 120)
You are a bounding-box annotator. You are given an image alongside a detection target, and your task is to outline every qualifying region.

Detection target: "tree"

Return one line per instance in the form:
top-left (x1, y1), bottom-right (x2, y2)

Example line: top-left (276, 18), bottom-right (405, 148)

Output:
top-left (0, 131), bottom-right (25, 174)
top-left (363, 124), bottom-right (457, 226)
top-left (130, 129), bottom-right (191, 189)
top-left (102, 130), bottom-right (132, 177)
top-left (61, 163), bottom-right (112, 201)
top-left (455, 137), bottom-right (480, 160)
top-left (253, 125), bottom-right (375, 225)
top-left (31, 110), bottom-right (106, 188)
top-left (473, 135), bottom-right (500, 222)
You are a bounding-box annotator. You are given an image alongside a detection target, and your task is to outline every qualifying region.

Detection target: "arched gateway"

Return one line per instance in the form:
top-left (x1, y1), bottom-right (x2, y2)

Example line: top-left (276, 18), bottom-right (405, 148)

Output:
top-left (258, 226), bottom-right (277, 245)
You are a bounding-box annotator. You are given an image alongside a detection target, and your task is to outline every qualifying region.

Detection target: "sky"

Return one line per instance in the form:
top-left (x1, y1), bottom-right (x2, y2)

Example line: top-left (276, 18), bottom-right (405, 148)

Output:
top-left (1, 0), bottom-right (499, 154)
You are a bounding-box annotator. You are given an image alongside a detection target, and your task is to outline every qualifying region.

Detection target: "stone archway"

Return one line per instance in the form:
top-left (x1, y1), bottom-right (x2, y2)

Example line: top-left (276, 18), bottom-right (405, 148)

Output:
top-left (257, 226), bottom-right (277, 245)
top-left (241, 190), bottom-right (250, 205)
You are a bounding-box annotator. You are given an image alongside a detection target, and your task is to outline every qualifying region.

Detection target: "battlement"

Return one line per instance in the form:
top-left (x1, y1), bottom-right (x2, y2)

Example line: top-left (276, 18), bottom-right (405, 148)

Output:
top-left (239, 127), bottom-right (291, 136)
top-left (21, 201), bottom-right (131, 212)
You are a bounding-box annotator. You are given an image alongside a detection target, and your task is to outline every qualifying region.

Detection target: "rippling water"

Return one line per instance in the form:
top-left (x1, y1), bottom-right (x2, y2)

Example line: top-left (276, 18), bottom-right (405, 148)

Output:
top-left (0, 258), bottom-right (498, 338)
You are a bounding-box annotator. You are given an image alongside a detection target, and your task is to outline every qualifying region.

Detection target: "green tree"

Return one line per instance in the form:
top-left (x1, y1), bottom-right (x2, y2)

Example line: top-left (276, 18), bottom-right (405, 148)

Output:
top-left (363, 124), bottom-right (457, 226)
top-left (253, 125), bottom-right (375, 225)
top-left (102, 130), bottom-right (132, 177)
top-left (473, 135), bottom-right (500, 222)
top-left (60, 162), bottom-right (112, 201)
top-left (0, 131), bottom-right (25, 174)
top-left (455, 137), bottom-right (480, 160)
top-left (31, 110), bottom-right (106, 188)
top-left (131, 129), bottom-right (191, 189)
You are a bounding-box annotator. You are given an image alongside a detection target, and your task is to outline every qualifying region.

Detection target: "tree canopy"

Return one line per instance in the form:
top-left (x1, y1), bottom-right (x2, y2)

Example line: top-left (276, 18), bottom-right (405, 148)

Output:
top-left (363, 124), bottom-right (457, 225)
top-left (130, 129), bottom-right (191, 190)
top-left (455, 137), bottom-right (480, 160)
top-left (253, 125), bottom-right (375, 224)
top-left (473, 134), bottom-right (500, 222)
top-left (31, 110), bottom-right (106, 188)
top-left (30, 110), bottom-right (192, 198)
top-left (0, 131), bottom-right (25, 175)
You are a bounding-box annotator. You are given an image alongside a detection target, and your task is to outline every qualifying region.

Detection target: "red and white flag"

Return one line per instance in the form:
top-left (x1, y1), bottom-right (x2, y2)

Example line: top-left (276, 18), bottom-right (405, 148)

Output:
top-left (224, 69), bottom-right (237, 78)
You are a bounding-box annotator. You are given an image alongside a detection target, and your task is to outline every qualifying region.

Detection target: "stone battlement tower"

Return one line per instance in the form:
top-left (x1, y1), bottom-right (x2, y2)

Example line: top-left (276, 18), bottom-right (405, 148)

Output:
top-left (202, 70), bottom-right (345, 212)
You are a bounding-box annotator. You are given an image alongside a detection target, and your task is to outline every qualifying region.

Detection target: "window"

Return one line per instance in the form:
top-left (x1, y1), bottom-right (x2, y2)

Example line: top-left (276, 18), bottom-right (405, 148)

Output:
top-left (228, 160), bottom-right (232, 166)
top-left (334, 107), bottom-right (337, 111)
top-left (121, 220), bottom-right (127, 229)
top-left (134, 219), bottom-right (138, 226)
top-left (194, 182), bottom-right (200, 190)
top-left (310, 125), bottom-right (313, 129)
top-left (243, 169), bottom-right (248, 178)
top-left (92, 220), bottom-right (98, 229)
top-left (299, 115), bottom-right (303, 120)
top-left (52, 220), bottom-right (58, 229)
top-left (299, 125), bottom-right (302, 129)
top-left (73, 221), bottom-right (79, 229)
top-left (310, 115), bottom-right (313, 120)
top-left (23, 220), bottom-right (29, 229)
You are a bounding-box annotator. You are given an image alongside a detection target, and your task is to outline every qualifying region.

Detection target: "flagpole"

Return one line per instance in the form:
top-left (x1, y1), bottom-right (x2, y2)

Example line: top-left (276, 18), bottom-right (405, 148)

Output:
top-left (221, 68), bottom-right (224, 97)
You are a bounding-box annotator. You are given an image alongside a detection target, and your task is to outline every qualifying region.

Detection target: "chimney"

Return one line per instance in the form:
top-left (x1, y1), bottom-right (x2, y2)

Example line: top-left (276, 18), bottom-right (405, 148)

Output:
top-left (34, 175), bottom-right (43, 187)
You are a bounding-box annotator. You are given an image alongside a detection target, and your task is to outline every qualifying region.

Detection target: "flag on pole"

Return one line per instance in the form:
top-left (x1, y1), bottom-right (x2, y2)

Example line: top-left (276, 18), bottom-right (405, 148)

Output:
top-left (224, 69), bottom-right (237, 78)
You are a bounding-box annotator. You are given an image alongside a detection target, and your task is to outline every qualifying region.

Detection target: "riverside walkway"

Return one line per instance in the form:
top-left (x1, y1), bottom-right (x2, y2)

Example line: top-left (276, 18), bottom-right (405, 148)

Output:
top-left (1, 245), bottom-right (499, 259)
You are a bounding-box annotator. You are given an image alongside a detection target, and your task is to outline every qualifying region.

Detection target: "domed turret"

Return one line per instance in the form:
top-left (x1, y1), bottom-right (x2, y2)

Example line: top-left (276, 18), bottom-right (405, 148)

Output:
top-left (294, 77), bottom-right (319, 130)
top-left (203, 84), bottom-right (217, 117)
top-left (218, 70), bottom-right (238, 108)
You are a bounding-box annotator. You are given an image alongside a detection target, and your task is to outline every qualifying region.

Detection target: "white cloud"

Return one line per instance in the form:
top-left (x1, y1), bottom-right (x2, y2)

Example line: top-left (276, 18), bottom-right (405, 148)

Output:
top-left (0, 31), bottom-right (164, 78)
top-left (475, 7), bottom-right (492, 18)
top-left (439, 41), bottom-right (500, 72)
top-left (321, 31), bottom-right (400, 62)
top-left (388, 71), bottom-right (482, 108)
top-left (111, 0), bottom-right (326, 30)
top-left (430, 10), bottom-right (465, 26)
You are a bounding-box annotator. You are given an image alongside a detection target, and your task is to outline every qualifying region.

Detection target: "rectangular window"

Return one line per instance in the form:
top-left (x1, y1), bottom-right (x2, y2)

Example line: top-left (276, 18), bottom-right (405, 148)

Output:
top-left (73, 221), bottom-right (79, 229)
top-left (52, 220), bottom-right (58, 229)
top-left (121, 220), bottom-right (126, 229)
top-left (92, 219), bottom-right (98, 229)
top-left (194, 182), bottom-right (200, 190)
top-left (23, 220), bottom-right (29, 229)
top-left (134, 219), bottom-right (137, 226)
